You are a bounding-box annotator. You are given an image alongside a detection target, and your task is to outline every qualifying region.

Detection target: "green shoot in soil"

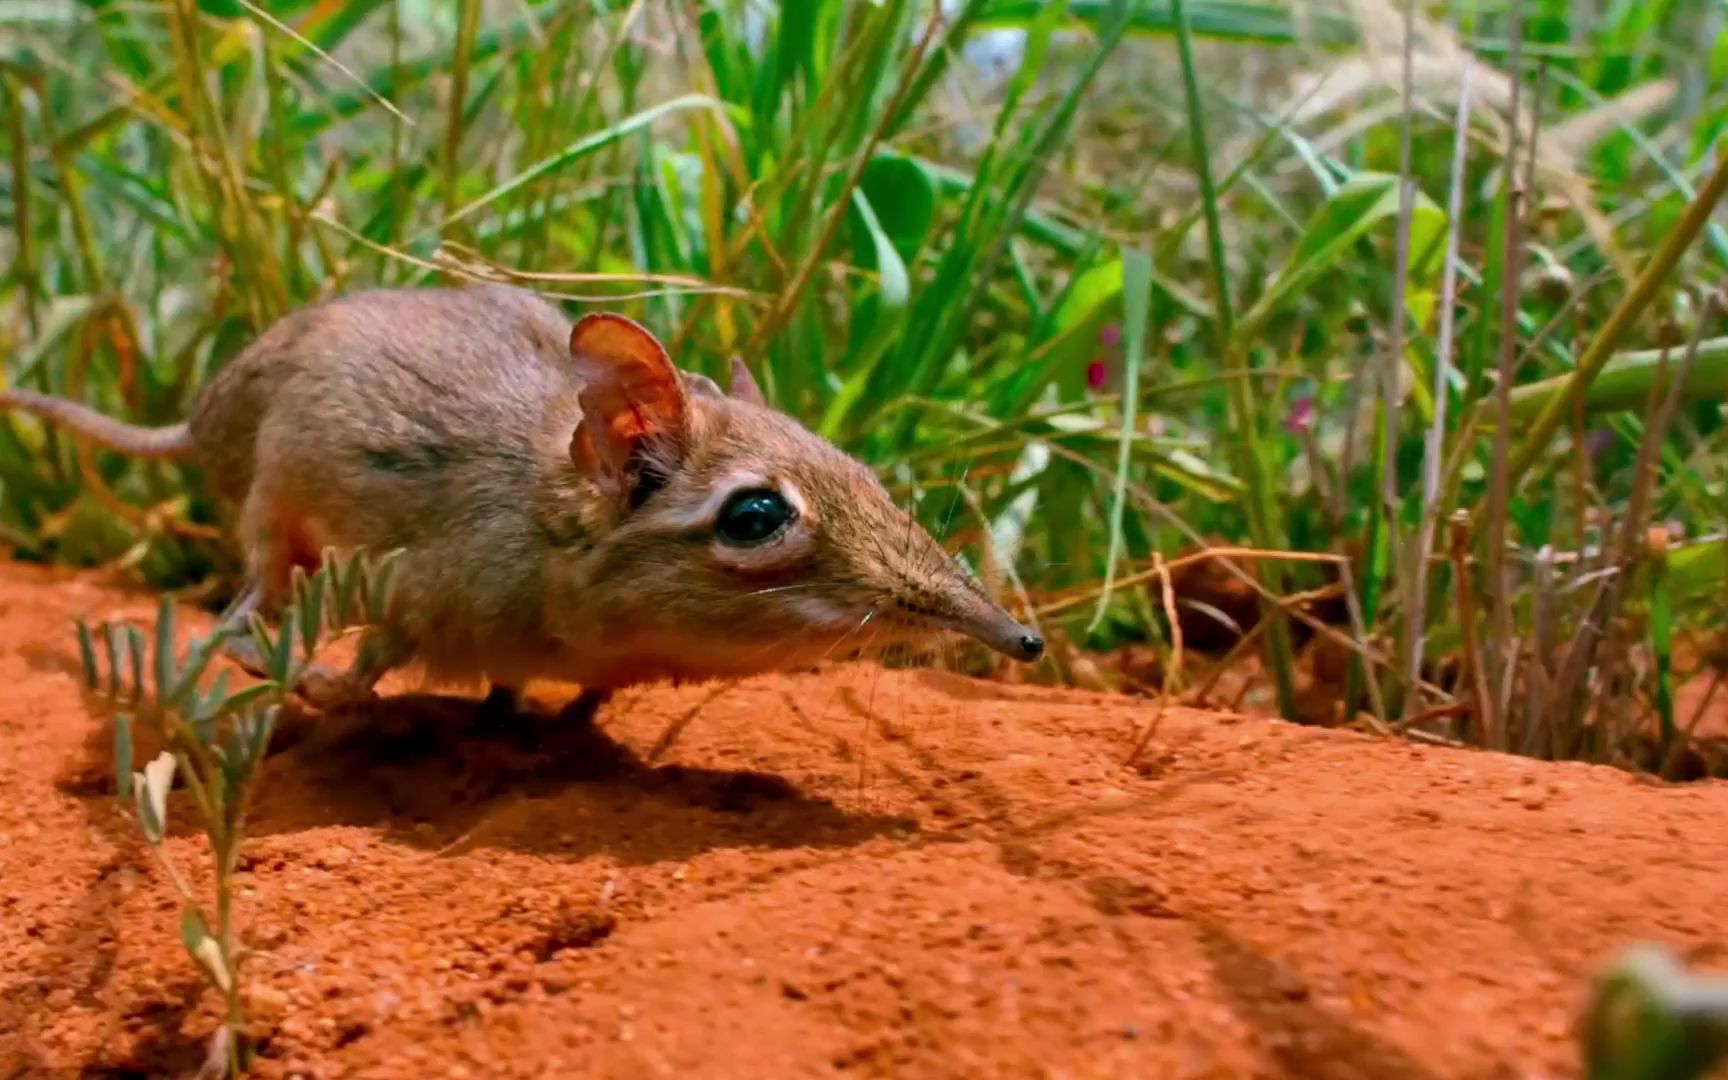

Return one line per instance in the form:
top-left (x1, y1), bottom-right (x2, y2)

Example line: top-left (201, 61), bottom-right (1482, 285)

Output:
top-left (74, 547), bottom-right (400, 1077)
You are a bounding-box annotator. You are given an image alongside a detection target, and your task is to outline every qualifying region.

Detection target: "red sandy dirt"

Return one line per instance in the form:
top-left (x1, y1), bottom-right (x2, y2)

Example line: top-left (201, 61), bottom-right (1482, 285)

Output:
top-left (2, 560), bottom-right (1726, 1079)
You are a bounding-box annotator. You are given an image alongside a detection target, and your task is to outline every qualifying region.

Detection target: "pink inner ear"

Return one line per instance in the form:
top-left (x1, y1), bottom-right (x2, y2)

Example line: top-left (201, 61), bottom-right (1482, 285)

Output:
top-left (567, 313), bottom-right (689, 488)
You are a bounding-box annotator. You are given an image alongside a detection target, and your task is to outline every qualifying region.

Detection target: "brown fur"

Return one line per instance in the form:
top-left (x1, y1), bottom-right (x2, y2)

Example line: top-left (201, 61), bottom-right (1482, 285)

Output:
top-left (6, 283), bottom-right (1042, 709)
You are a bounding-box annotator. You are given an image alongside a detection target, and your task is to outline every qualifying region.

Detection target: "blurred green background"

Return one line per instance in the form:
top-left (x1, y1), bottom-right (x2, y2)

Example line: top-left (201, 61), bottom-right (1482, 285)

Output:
top-left (1, 0), bottom-right (1725, 768)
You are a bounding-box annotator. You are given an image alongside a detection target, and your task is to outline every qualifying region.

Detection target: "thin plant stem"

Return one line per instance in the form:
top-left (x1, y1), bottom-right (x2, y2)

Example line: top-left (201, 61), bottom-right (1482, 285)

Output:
top-left (1505, 143), bottom-right (1728, 488)
top-left (1406, 13), bottom-right (1475, 721)
top-left (443, 0), bottom-right (483, 234)
top-left (1170, 0), bottom-right (1298, 719)
top-left (1481, 0), bottom-right (1527, 753)
top-left (1386, 0), bottom-right (1418, 723)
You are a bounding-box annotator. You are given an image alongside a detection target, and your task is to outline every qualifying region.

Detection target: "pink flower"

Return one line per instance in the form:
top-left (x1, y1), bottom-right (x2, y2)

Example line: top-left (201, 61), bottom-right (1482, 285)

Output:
top-left (1284, 396), bottom-right (1315, 434)
top-left (1087, 360), bottom-right (1109, 391)
top-left (1098, 322), bottom-right (1122, 347)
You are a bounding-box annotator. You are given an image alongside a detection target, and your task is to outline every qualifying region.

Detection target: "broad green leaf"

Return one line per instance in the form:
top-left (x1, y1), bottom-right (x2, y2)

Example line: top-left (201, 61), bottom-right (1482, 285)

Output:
top-left (856, 152), bottom-right (937, 265)
top-left (1237, 172), bottom-right (1446, 344)
top-left (845, 187), bottom-right (912, 370)
top-left (1669, 539), bottom-right (1726, 606)
top-left (1004, 254), bottom-right (1207, 415)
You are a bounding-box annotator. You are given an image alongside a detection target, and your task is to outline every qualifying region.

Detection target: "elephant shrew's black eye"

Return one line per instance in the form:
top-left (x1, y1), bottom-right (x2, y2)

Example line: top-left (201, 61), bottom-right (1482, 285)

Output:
top-left (716, 488), bottom-right (794, 546)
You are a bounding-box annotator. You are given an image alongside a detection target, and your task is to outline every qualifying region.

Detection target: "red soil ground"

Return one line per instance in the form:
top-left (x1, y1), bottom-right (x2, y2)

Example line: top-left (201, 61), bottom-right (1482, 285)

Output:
top-left (2, 558), bottom-right (1725, 1079)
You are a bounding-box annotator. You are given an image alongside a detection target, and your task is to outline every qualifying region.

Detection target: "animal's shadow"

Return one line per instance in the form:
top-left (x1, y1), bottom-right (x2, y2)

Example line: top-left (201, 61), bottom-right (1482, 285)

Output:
top-left (1198, 923), bottom-right (1446, 1080)
top-left (226, 690), bottom-right (913, 865)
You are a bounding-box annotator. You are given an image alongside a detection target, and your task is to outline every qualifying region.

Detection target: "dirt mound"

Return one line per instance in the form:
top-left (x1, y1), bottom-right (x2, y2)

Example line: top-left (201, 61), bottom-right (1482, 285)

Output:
top-left (1, 559), bottom-right (1725, 1078)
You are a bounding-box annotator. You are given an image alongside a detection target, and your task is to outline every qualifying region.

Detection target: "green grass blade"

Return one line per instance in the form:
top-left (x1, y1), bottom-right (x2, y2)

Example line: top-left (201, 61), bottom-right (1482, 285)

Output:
top-left (74, 618), bottom-right (99, 690)
top-left (438, 94), bottom-right (727, 233)
top-left (1170, 0), bottom-right (1297, 718)
top-left (1236, 172), bottom-right (1446, 344)
top-left (973, 0), bottom-right (1359, 47)
top-left (1085, 246), bottom-right (1154, 635)
top-left (113, 712), bottom-right (134, 801)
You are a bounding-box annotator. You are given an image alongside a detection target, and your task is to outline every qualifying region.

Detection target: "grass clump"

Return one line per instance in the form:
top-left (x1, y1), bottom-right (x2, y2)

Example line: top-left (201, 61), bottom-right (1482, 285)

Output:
top-left (73, 546), bottom-right (399, 1077)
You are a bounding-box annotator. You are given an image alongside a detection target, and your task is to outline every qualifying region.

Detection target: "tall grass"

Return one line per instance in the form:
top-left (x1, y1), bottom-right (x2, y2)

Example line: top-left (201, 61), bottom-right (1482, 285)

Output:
top-left (2, 0), bottom-right (1726, 774)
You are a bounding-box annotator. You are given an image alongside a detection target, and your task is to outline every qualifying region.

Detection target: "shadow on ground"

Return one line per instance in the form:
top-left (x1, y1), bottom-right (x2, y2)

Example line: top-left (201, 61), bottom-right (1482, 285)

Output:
top-left (1199, 923), bottom-right (1447, 1080)
top-left (60, 688), bottom-right (913, 870)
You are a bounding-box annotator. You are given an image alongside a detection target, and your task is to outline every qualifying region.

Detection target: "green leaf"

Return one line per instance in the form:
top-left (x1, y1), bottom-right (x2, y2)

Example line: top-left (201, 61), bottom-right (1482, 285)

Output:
top-left (1087, 245), bottom-right (1155, 634)
top-left (844, 186), bottom-right (912, 373)
top-left (1669, 540), bottom-right (1726, 606)
top-left (103, 624), bottom-right (125, 698)
top-left (295, 564), bottom-right (324, 656)
top-left (247, 613), bottom-right (276, 675)
top-left (180, 906), bottom-right (210, 956)
top-left (972, 0), bottom-right (1359, 47)
top-left (697, 7), bottom-right (749, 107)
top-left (1004, 257), bottom-right (1122, 413)
top-left (75, 619), bottom-right (99, 690)
top-left (329, 547), bottom-right (364, 625)
top-left (126, 627), bottom-right (146, 706)
top-left (439, 93), bottom-right (729, 231)
top-left (153, 598), bottom-right (175, 704)
top-left (180, 907), bottom-right (232, 994)
top-left (856, 151), bottom-right (937, 265)
top-left (170, 636), bottom-right (223, 713)
top-left (213, 682), bottom-right (278, 721)
top-left (241, 703), bottom-right (282, 766)
top-left (1237, 171), bottom-right (1446, 343)
top-left (364, 549), bottom-right (402, 625)
top-left (186, 668), bottom-right (233, 729)
top-left (270, 609), bottom-right (299, 684)
top-left (113, 713), bottom-right (134, 802)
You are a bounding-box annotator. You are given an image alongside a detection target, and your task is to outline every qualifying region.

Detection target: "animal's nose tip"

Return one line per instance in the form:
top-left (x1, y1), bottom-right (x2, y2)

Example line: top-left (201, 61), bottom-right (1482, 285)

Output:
top-left (1018, 633), bottom-right (1045, 662)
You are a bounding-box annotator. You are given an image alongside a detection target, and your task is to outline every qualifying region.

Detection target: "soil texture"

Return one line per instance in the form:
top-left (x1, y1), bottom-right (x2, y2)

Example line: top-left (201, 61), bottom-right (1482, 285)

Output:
top-left (1, 560), bottom-right (1725, 1078)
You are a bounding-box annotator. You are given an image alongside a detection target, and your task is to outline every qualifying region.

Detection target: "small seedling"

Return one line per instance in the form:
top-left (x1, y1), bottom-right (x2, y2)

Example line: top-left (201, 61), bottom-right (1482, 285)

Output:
top-left (73, 546), bottom-right (401, 1077)
top-left (1581, 944), bottom-right (1728, 1080)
